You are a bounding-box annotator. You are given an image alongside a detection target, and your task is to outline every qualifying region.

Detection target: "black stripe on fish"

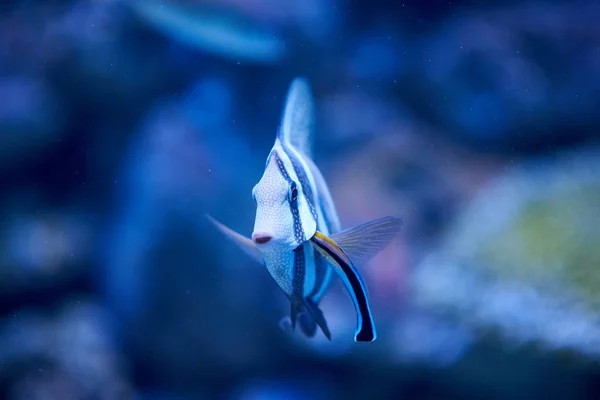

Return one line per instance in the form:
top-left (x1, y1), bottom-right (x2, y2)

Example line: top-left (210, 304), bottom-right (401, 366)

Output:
top-left (272, 151), bottom-right (304, 245)
top-left (292, 245), bottom-right (306, 298)
top-left (281, 146), bottom-right (318, 223)
top-left (309, 248), bottom-right (327, 299)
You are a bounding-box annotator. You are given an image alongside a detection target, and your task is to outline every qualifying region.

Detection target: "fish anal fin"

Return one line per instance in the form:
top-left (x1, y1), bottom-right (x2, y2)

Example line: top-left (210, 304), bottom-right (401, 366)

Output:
top-left (205, 214), bottom-right (264, 265)
top-left (331, 216), bottom-right (402, 267)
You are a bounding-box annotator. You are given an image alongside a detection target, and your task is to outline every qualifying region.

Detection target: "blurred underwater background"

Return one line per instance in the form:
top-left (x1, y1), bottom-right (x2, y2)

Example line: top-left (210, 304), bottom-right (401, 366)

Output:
top-left (1, 0), bottom-right (600, 398)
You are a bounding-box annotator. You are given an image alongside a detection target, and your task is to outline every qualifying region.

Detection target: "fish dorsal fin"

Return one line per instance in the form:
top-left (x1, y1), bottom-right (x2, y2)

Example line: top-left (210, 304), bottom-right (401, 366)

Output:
top-left (206, 214), bottom-right (264, 265)
top-left (305, 156), bottom-right (341, 233)
top-left (278, 77), bottom-right (314, 158)
top-left (331, 216), bottom-right (403, 267)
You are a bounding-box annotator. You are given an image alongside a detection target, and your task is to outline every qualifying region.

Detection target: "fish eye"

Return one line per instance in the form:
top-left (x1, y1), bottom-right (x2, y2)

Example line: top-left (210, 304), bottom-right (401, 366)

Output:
top-left (289, 182), bottom-right (298, 203)
top-left (251, 186), bottom-right (257, 202)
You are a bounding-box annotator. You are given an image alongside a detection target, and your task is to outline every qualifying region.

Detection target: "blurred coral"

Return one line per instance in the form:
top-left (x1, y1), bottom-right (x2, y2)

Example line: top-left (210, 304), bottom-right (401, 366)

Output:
top-left (413, 146), bottom-right (600, 357)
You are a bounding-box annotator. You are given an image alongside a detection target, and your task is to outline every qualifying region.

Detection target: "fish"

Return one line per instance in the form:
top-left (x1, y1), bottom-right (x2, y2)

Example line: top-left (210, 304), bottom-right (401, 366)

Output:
top-left (207, 78), bottom-right (402, 342)
top-left (129, 0), bottom-right (286, 64)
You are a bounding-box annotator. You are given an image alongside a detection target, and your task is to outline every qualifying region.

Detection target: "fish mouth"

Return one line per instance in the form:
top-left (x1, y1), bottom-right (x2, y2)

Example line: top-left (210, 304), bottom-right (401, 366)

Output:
top-left (252, 233), bottom-right (273, 245)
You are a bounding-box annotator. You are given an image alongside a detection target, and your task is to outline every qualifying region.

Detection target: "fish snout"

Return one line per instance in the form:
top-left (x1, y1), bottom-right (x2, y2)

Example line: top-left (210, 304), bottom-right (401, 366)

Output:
top-left (252, 232), bottom-right (272, 245)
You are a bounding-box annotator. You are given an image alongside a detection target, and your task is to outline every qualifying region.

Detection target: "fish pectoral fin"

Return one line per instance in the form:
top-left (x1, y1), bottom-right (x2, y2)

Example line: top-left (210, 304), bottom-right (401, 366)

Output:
top-left (311, 232), bottom-right (377, 342)
top-left (330, 216), bottom-right (403, 267)
top-left (205, 214), bottom-right (264, 265)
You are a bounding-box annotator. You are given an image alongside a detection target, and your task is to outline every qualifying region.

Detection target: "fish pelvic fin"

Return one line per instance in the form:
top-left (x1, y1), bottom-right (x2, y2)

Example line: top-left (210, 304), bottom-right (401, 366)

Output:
top-left (310, 231), bottom-right (377, 342)
top-left (289, 294), bottom-right (331, 340)
top-left (205, 214), bottom-right (264, 265)
top-left (303, 297), bottom-right (332, 341)
top-left (331, 216), bottom-right (402, 267)
top-left (290, 296), bottom-right (301, 331)
top-left (279, 312), bottom-right (317, 338)
top-left (278, 77), bottom-right (314, 158)
top-left (298, 311), bottom-right (317, 337)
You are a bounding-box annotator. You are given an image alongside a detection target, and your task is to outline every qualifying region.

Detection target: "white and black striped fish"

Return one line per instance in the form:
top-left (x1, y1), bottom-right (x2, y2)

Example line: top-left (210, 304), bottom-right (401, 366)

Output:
top-left (208, 78), bottom-right (402, 342)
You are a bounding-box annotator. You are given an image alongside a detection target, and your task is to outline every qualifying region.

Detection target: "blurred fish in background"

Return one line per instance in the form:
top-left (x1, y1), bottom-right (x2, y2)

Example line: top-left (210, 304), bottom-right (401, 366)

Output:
top-left (0, 0), bottom-right (599, 399)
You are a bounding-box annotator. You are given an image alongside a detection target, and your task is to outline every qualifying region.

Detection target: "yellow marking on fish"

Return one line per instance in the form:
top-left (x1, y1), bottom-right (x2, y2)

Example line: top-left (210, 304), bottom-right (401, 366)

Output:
top-left (313, 231), bottom-right (338, 248)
